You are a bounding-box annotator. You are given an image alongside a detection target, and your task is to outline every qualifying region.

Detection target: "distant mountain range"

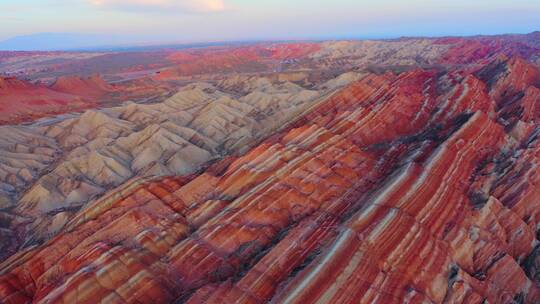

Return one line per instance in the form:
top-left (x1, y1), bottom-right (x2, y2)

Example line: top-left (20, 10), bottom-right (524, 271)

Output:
top-left (0, 33), bottom-right (132, 51)
top-left (3, 31), bottom-right (539, 52)
top-left (0, 32), bottom-right (265, 52)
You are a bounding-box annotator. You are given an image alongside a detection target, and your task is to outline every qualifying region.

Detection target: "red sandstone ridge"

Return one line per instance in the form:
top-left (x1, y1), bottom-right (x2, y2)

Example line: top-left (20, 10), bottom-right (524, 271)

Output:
top-left (520, 86), bottom-right (540, 122)
top-left (436, 35), bottom-right (540, 65)
top-left (50, 74), bottom-right (115, 98)
top-left (475, 55), bottom-right (540, 126)
top-left (157, 43), bottom-right (320, 80)
top-left (0, 73), bottom-right (166, 125)
top-left (0, 76), bottom-right (96, 124)
top-left (265, 43), bottom-right (321, 59)
top-left (0, 77), bottom-right (33, 90)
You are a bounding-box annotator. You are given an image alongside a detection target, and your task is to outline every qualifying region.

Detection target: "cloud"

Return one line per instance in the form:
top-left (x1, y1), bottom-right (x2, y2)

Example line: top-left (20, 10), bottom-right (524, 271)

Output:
top-left (88, 0), bottom-right (226, 13)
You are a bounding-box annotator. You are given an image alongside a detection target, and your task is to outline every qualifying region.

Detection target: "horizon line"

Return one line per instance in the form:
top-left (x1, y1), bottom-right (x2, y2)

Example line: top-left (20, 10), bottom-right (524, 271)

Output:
top-left (1, 30), bottom-right (539, 52)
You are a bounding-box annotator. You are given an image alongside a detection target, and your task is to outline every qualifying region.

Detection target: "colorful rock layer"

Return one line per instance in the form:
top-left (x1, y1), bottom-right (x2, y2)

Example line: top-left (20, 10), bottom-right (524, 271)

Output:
top-left (0, 55), bottom-right (539, 304)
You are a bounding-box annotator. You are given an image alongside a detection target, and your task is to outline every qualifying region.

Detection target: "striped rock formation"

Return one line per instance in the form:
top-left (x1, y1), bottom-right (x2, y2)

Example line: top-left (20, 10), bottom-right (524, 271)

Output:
top-left (0, 56), bottom-right (539, 303)
top-left (0, 73), bottom-right (357, 260)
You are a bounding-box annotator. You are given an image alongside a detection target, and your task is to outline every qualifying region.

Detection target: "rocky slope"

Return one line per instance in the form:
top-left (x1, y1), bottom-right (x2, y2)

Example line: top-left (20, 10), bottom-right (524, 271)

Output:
top-left (0, 34), bottom-right (539, 303)
top-left (0, 74), bottom-right (173, 125)
top-left (0, 76), bottom-right (97, 124)
top-left (0, 72), bottom-right (359, 256)
top-left (0, 49), bottom-right (538, 303)
top-left (50, 75), bottom-right (115, 98)
top-left (2, 34), bottom-right (539, 125)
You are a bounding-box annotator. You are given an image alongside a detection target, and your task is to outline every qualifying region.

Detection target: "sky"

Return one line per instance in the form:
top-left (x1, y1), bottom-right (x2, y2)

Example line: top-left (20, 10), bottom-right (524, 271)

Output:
top-left (1, 0), bottom-right (540, 47)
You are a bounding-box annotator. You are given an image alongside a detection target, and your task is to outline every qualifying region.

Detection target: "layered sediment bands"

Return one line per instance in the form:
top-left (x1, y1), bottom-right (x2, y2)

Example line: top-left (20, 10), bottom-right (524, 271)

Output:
top-left (2, 34), bottom-right (539, 125)
top-left (274, 113), bottom-right (538, 303)
top-left (50, 75), bottom-right (115, 98)
top-left (0, 74), bottom-right (169, 125)
top-left (304, 39), bottom-right (451, 72)
top-left (436, 37), bottom-right (540, 65)
top-left (0, 76), bottom-right (97, 124)
top-left (160, 43), bottom-right (322, 79)
top-left (520, 87), bottom-right (540, 122)
top-left (0, 73), bottom-right (358, 257)
top-left (2, 62), bottom-right (539, 303)
top-left (473, 55), bottom-right (540, 144)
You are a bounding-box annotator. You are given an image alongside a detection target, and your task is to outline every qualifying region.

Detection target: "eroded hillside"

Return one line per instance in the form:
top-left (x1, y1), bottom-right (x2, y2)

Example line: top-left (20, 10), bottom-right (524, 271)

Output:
top-left (0, 34), bottom-right (539, 303)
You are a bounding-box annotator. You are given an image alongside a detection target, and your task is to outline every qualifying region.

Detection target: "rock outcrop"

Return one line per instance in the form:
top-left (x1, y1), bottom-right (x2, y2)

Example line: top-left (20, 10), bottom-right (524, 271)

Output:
top-left (1, 55), bottom-right (539, 303)
top-left (2, 34), bottom-right (538, 126)
top-left (50, 75), bottom-right (115, 98)
top-left (0, 76), bottom-right (96, 124)
top-left (0, 72), bottom-right (359, 254)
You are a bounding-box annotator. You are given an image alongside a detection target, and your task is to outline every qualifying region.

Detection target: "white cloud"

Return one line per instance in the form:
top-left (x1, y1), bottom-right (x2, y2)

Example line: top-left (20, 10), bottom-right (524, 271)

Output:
top-left (88, 0), bottom-right (226, 13)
